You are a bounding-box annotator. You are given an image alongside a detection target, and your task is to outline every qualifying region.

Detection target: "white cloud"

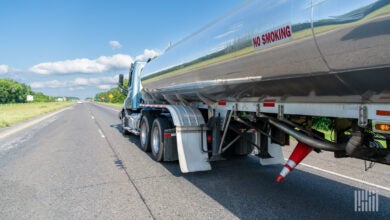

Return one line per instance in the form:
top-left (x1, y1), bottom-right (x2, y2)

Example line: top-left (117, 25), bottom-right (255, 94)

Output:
top-left (97, 84), bottom-right (112, 90)
top-left (27, 48), bottom-right (165, 93)
top-left (109, 40), bottom-right (122, 49)
top-left (29, 54), bottom-right (133, 75)
top-left (69, 87), bottom-right (86, 91)
top-left (74, 76), bottom-right (118, 86)
top-left (0, 65), bottom-right (9, 74)
top-left (30, 76), bottom-right (119, 90)
top-left (27, 48), bottom-right (164, 75)
top-left (136, 49), bottom-right (163, 61)
top-left (73, 77), bottom-right (90, 86)
top-left (30, 80), bottom-right (67, 89)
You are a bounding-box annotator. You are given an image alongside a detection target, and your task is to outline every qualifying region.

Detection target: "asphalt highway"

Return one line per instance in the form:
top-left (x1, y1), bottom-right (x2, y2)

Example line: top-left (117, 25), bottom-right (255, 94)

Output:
top-left (0, 102), bottom-right (389, 219)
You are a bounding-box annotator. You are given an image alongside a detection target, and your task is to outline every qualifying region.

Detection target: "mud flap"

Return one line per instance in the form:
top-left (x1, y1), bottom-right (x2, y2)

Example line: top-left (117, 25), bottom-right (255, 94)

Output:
top-left (176, 126), bottom-right (211, 173)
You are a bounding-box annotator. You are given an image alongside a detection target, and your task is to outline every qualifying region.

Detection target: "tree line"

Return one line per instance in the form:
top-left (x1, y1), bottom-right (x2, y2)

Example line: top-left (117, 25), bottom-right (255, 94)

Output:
top-left (0, 78), bottom-right (31, 103)
top-left (0, 78), bottom-right (73, 104)
top-left (94, 86), bottom-right (126, 104)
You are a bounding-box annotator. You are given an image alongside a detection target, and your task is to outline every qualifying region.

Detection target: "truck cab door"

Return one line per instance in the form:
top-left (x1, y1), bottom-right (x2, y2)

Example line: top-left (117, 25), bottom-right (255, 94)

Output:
top-left (119, 61), bottom-right (145, 111)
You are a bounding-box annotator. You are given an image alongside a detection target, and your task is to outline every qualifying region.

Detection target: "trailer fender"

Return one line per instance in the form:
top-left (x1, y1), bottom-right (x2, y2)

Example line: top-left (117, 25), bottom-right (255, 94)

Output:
top-left (164, 105), bottom-right (211, 173)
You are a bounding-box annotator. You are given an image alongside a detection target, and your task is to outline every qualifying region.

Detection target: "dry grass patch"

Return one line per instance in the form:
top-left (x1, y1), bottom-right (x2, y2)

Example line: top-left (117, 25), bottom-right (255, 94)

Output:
top-left (0, 102), bottom-right (73, 128)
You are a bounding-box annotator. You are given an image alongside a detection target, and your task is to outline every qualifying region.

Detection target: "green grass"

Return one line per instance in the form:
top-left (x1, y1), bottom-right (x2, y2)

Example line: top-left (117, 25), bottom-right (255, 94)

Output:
top-left (143, 46), bottom-right (254, 83)
top-left (0, 102), bottom-right (74, 128)
top-left (320, 129), bottom-right (335, 142)
top-left (364, 4), bottom-right (390, 20)
top-left (96, 102), bottom-right (122, 108)
top-left (292, 4), bottom-right (390, 40)
top-left (291, 129), bottom-right (387, 148)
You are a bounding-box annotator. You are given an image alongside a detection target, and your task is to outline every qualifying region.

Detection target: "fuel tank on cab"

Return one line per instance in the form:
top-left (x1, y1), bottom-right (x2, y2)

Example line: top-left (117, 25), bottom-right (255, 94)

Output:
top-left (141, 0), bottom-right (390, 103)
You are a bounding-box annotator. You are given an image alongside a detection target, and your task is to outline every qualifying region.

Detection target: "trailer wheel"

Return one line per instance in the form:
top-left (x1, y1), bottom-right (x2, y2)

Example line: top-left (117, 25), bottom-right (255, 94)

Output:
top-left (151, 117), bottom-right (170, 162)
top-left (121, 112), bottom-right (130, 135)
top-left (140, 114), bottom-right (153, 152)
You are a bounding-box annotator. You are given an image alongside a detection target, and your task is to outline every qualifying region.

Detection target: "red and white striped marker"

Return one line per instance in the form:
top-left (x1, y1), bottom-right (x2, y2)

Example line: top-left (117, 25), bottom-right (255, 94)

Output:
top-left (276, 142), bottom-right (313, 183)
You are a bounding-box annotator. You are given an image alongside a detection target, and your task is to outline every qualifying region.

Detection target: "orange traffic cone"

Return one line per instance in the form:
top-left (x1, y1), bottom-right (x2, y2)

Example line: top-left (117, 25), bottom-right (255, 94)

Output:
top-left (276, 142), bottom-right (313, 183)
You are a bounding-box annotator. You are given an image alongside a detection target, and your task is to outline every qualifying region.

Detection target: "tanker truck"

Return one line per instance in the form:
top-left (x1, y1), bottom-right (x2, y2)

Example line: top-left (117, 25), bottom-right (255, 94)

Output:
top-left (118, 0), bottom-right (390, 182)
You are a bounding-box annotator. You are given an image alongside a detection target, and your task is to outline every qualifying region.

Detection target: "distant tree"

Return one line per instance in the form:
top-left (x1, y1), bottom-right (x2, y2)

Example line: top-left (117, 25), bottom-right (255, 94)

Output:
top-left (110, 87), bottom-right (126, 103)
top-left (0, 78), bottom-right (31, 103)
top-left (94, 79), bottom-right (128, 103)
top-left (30, 91), bottom-right (55, 102)
top-left (95, 91), bottom-right (107, 102)
top-left (65, 96), bottom-right (79, 101)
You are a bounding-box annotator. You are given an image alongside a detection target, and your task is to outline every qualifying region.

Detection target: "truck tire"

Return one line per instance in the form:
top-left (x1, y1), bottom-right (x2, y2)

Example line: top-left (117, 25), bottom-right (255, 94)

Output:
top-left (151, 117), bottom-right (170, 162)
top-left (140, 114), bottom-right (153, 152)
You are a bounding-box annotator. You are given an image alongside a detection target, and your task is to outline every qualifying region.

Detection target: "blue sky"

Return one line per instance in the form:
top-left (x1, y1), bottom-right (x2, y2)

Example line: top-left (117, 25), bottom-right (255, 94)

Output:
top-left (0, 0), bottom-right (243, 99)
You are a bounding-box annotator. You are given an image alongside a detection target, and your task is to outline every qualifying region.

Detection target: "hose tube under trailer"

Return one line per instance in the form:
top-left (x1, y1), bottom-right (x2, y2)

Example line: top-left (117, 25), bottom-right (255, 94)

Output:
top-left (266, 118), bottom-right (343, 182)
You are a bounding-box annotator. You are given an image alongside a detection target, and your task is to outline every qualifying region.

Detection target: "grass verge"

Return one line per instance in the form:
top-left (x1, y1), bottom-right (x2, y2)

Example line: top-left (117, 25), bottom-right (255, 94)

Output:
top-left (291, 129), bottom-right (387, 148)
top-left (0, 102), bottom-right (74, 128)
top-left (95, 102), bottom-right (122, 109)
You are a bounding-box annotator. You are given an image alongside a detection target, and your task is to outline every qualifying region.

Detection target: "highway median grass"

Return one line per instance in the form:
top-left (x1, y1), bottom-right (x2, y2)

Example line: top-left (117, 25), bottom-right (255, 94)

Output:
top-left (0, 102), bottom-right (74, 129)
top-left (95, 102), bottom-right (122, 108)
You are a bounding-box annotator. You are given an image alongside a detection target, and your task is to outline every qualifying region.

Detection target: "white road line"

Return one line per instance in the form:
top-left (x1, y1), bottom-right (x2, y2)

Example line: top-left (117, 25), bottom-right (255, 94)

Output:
top-left (285, 158), bottom-right (390, 192)
top-left (98, 129), bottom-right (106, 138)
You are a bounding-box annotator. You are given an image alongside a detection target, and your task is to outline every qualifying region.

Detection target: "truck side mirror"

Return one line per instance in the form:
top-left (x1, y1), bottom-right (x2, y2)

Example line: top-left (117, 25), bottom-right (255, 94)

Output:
top-left (128, 63), bottom-right (134, 87)
top-left (118, 74), bottom-right (124, 87)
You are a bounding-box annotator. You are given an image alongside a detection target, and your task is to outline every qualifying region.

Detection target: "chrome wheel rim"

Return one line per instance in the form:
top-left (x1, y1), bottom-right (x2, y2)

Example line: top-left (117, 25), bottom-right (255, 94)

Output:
top-left (141, 122), bottom-right (147, 145)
